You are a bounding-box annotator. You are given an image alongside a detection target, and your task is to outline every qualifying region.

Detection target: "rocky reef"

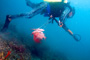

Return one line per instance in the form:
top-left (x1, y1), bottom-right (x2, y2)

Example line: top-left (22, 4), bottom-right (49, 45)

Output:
top-left (0, 23), bottom-right (68, 60)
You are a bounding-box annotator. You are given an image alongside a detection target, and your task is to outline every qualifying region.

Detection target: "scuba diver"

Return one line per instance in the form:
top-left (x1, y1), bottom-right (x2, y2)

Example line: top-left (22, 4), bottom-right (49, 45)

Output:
top-left (1, 0), bottom-right (81, 41)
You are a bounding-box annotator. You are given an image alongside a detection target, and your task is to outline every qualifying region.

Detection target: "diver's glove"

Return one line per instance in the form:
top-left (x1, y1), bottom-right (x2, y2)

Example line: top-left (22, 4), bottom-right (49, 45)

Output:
top-left (59, 22), bottom-right (63, 27)
top-left (58, 20), bottom-right (60, 25)
top-left (73, 34), bottom-right (81, 41)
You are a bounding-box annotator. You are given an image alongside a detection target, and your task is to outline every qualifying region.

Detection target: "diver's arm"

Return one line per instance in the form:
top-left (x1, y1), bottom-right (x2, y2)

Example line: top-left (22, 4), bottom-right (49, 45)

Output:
top-left (62, 24), bottom-right (73, 36)
top-left (59, 7), bottom-right (70, 26)
top-left (60, 7), bottom-right (73, 36)
top-left (59, 6), bottom-right (80, 41)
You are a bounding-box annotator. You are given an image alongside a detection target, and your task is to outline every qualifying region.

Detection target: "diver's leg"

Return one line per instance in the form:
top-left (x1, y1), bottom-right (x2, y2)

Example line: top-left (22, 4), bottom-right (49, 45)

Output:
top-left (25, 0), bottom-right (37, 8)
top-left (26, 2), bottom-right (47, 18)
top-left (1, 14), bottom-right (26, 32)
top-left (25, 0), bottom-right (47, 9)
top-left (1, 2), bottom-right (47, 32)
top-left (1, 12), bottom-right (37, 32)
top-left (25, 0), bottom-right (45, 9)
top-left (1, 15), bottom-right (11, 32)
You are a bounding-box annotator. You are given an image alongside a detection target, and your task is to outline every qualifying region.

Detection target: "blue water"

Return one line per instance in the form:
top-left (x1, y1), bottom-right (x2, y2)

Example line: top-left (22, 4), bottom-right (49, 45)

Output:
top-left (0, 0), bottom-right (90, 60)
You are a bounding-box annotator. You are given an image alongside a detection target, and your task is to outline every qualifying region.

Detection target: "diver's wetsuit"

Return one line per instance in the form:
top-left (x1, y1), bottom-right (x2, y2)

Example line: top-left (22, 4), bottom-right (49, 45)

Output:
top-left (1, 0), bottom-right (74, 37)
top-left (46, 2), bottom-right (73, 36)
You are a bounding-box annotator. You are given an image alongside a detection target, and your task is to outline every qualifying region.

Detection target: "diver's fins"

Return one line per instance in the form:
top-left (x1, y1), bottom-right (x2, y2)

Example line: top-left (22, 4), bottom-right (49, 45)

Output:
top-left (1, 15), bottom-right (11, 32)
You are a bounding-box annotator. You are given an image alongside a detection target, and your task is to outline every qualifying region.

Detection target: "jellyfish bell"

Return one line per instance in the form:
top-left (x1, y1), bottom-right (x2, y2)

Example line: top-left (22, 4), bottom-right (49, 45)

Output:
top-left (32, 28), bottom-right (46, 43)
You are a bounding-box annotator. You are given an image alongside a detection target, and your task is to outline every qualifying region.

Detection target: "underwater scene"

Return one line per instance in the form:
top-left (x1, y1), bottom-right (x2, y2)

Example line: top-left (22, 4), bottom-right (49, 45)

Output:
top-left (0, 0), bottom-right (90, 60)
